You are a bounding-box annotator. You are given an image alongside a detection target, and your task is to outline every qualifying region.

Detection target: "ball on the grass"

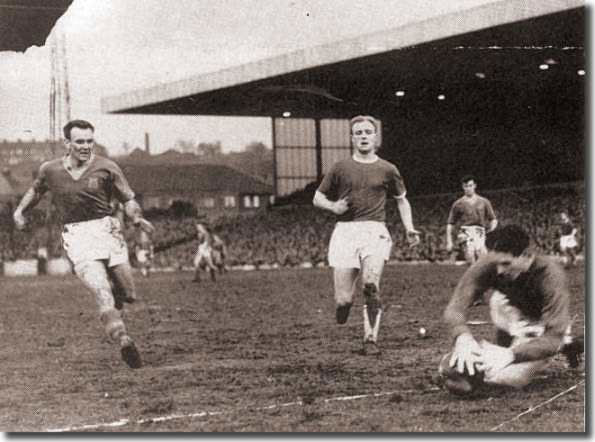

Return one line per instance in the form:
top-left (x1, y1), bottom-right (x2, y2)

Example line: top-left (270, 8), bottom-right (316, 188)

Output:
top-left (418, 327), bottom-right (427, 338)
top-left (438, 352), bottom-right (484, 396)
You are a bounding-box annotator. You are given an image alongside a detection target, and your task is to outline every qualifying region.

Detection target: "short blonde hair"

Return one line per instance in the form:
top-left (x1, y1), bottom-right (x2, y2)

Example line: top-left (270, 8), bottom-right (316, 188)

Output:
top-left (350, 115), bottom-right (379, 133)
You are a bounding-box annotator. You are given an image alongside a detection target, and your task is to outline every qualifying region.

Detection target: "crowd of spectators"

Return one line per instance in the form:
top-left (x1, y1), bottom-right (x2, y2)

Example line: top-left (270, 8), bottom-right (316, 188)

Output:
top-left (0, 182), bottom-right (585, 269)
top-left (132, 181), bottom-right (587, 269)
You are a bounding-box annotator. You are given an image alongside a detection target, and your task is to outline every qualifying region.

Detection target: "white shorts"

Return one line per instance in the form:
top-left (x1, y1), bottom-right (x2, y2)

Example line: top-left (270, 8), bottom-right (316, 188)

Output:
top-left (458, 225), bottom-right (486, 254)
top-left (194, 243), bottom-right (212, 267)
top-left (485, 291), bottom-right (550, 385)
top-left (328, 221), bottom-right (392, 269)
top-left (560, 234), bottom-right (578, 250)
top-left (62, 216), bottom-right (129, 270)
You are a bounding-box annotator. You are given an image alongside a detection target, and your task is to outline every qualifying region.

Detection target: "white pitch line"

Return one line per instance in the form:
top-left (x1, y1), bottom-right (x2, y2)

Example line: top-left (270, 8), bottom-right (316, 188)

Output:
top-left (47, 410), bottom-right (225, 432)
top-left (45, 386), bottom-right (440, 432)
top-left (489, 381), bottom-right (584, 432)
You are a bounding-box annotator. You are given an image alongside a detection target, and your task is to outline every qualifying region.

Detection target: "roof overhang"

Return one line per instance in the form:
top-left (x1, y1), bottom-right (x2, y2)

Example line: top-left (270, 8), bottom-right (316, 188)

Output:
top-left (102, 0), bottom-right (584, 118)
top-left (0, 0), bottom-right (73, 52)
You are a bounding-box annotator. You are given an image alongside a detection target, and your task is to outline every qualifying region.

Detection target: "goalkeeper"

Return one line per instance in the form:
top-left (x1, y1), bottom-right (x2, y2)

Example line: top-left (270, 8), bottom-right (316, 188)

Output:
top-left (439, 224), bottom-right (583, 394)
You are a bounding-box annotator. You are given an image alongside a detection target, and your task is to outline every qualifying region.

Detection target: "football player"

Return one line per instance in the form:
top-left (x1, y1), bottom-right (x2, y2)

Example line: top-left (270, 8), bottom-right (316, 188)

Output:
top-left (192, 222), bottom-right (218, 282)
top-left (313, 115), bottom-right (420, 355)
top-left (439, 224), bottom-right (583, 395)
top-left (558, 211), bottom-right (578, 267)
top-left (13, 120), bottom-right (152, 369)
top-left (446, 175), bottom-right (498, 265)
top-left (210, 228), bottom-right (228, 274)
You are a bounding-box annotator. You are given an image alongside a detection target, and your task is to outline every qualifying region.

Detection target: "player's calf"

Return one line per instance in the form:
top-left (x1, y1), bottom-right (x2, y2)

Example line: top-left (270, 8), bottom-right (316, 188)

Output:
top-left (111, 282), bottom-right (136, 310)
top-left (108, 264), bottom-right (137, 307)
top-left (363, 283), bottom-right (381, 329)
top-left (362, 283), bottom-right (383, 348)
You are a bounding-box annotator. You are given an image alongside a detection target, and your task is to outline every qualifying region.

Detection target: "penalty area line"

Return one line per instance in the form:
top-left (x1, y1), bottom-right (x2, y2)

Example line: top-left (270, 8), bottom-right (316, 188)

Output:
top-left (490, 380), bottom-right (584, 432)
top-left (45, 386), bottom-right (440, 432)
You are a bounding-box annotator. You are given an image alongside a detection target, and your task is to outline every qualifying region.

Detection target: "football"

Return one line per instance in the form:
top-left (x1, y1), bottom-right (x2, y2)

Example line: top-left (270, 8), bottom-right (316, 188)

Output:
top-left (438, 353), bottom-right (484, 396)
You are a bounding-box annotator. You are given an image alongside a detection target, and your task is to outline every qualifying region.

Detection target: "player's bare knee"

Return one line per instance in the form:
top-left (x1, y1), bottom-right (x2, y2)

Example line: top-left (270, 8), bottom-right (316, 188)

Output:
top-left (363, 281), bottom-right (378, 297)
top-left (361, 265), bottom-right (381, 287)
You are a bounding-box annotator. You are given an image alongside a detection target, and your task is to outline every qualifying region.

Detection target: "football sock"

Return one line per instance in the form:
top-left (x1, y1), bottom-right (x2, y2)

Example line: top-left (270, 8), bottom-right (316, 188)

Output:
top-left (101, 308), bottom-right (127, 343)
top-left (336, 303), bottom-right (352, 324)
top-left (363, 283), bottom-right (381, 329)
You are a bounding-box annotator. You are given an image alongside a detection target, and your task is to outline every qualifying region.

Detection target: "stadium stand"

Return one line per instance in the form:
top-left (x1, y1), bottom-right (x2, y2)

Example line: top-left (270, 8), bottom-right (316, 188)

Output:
top-left (0, 182), bottom-right (584, 269)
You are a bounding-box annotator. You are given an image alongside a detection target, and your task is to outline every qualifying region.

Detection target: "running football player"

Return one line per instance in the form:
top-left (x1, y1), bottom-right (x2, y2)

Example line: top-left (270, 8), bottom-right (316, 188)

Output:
top-left (210, 228), bottom-right (227, 274)
top-left (446, 175), bottom-right (498, 265)
top-left (13, 120), bottom-right (152, 369)
top-left (313, 115), bottom-right (420, 355)
top-left (192, 222), bottom-right (218, 282)
top-left (558, 211), bottom-right (579, 267)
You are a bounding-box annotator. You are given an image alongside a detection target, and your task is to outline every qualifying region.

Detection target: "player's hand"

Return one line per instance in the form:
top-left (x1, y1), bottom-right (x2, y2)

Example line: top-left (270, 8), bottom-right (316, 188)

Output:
top-left (13, 210), bottom-right (27, 230)
top-left (449, 333), bottom-right (482, 376)
top-left (476, 340), bottom-right (514, 377)
top-left (134, 218), bottom-right (155, 234)
top-left (406, 229), bottom-right (420, 247)
top-left (333, 197), bottom-right (349, 215)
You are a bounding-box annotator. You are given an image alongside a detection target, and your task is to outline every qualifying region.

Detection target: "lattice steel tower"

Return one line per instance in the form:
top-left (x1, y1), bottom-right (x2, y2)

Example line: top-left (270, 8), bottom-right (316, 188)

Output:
top-left (49, 32), bottom-right (71, 153)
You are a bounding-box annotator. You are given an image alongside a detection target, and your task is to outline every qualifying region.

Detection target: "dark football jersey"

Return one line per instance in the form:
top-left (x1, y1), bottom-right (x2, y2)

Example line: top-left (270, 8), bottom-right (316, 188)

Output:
top-left (32, 155), bottom-right (135, 224)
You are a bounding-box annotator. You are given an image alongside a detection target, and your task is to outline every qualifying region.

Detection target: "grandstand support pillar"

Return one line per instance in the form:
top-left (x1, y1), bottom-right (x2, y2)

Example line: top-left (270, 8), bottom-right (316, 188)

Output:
top-left (315, 118), bottom-right (322, 182)
top-left (271, 117), bottom-right (278, 197)
top-left (145, 132), bottom-right (150, 154)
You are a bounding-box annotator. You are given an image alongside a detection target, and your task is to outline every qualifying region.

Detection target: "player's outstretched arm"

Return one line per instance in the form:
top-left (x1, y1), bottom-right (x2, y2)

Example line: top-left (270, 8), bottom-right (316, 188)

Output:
top-left (124, 199), bottom-right (154, 234)
top-left (394, 195), bottom-right (419, 246)
top-left (13, 187), bottom-right (45, 230)
top-left (312, 190), bottom-right (349, 215)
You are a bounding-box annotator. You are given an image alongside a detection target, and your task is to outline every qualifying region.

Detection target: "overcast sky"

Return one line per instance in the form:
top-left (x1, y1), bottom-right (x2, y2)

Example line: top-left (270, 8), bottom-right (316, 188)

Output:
top-left (0, 0), bottom-right (517, 155)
